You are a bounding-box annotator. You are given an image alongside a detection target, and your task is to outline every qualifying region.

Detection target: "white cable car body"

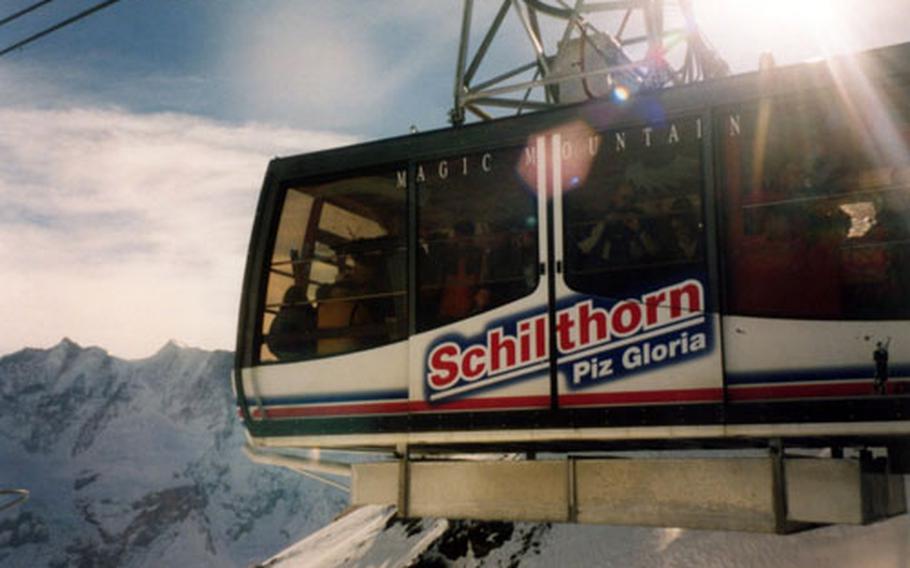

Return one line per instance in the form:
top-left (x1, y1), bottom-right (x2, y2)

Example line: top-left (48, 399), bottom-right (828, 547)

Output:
top-left (235, 42), bottom-right (910, 454)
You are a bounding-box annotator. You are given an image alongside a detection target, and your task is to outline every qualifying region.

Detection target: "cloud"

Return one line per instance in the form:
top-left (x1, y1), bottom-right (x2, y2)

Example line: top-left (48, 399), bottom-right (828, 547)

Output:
top-left (217, 2), bottom-right (461, 132)
top-left (0, 105), bottom-right (357, 359)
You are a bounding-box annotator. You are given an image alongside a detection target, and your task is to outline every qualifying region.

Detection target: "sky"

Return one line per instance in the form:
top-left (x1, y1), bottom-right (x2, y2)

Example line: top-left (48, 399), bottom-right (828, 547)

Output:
top-left (0, 0), bottom-right (908, 359)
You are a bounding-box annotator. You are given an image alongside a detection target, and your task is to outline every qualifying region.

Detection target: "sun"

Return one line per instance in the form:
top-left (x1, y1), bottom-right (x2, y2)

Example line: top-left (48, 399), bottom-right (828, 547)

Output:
top-left (693, 0), bottom-right (855, 70)
top-left (750, 0), bottom-right (846, 49)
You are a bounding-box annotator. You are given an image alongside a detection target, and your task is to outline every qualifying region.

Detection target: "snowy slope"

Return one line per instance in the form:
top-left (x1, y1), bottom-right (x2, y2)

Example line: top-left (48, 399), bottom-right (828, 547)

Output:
top-left (265, 504), bottom-right (910, 568)
top-left (4, 338), bottom-right (909, 567)
top-left (0, 339), bottom-right (348, 567)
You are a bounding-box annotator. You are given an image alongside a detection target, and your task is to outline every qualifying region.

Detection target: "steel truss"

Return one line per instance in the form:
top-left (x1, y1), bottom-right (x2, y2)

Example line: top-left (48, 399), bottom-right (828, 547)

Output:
top-left (451, 0), bottom-right (729, 124)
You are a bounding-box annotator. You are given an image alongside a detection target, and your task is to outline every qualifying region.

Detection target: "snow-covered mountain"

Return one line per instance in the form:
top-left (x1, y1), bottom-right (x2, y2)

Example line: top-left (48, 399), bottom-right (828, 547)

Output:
top-left (266, 504), bottom-right (910, 567)
top-left (0, 339), bottom-right (347, 567)
top-left (4, 338), bottom-right (910, 567)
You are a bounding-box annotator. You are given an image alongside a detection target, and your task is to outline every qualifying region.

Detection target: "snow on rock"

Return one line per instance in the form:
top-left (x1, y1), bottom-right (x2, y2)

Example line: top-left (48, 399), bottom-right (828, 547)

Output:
top-left (262, 509), bottom-right (552, 568)
top-left (260, 505), bottom-right (449, 568)
top-left (262, 502), bottom-right (910, 567)
top-left (0, 339), bottom-right (348, 567)
top-left (4, 338), bottom-right (910, 567)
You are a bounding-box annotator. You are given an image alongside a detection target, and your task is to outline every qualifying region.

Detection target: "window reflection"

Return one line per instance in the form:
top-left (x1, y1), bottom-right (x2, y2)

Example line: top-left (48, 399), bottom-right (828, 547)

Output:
top-left (259, 172), bottom-right (407, 363)
top-left (416, 148), bottom-right (539, 332)
top-left (721, 88), bottom-right (910, 319)
top-left (564, 119), bottom-right (706, 302)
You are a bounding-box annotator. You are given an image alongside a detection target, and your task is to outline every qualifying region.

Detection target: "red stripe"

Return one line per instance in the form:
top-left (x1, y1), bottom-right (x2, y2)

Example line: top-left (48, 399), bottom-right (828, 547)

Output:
top-left (409, 395), bottom-right (551, 413)
top-left (253, 400), bottom-right (412, 419)
top-left (244, 382), bottom-right (905, 419)
top-left (727, 382), bottom-right (875, 401)
top-left (559, 387), bottom-right (723, 407)
top-left (247, 388), bottom-right (723, 419)
top-left (252, 395), bottom-right (551, 419)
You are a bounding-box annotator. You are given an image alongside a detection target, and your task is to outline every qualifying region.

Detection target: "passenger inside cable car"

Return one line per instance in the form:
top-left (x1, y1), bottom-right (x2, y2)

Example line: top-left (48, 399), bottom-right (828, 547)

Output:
top-left (722, 89), bottom-right (910, 321)
top-left (416, 147), bottom-right (539, 332)
top-left (262, 173), bottom-right (407, 362)
top-left (564, 123), bottom-right (706, 305)
top-left (313, 245), bottom-right (391, 356)
top-left (436, 220), bottom-right (487, 324)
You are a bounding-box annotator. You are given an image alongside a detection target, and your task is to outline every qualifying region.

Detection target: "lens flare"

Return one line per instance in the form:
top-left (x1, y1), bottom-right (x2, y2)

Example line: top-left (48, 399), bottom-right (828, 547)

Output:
top-left (613, 85), bottom-right (631, 103)
top-left (519, 121), bottom-right (598, 195)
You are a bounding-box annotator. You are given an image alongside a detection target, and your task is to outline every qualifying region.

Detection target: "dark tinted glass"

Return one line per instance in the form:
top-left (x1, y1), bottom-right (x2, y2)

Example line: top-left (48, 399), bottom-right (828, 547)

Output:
top-left (720, 85), bottom-right (910, 319)
top-left (563, 119), bottom-right (706, 301)
top-left (416, 147), bottom-right (538, 332)
top-left (259, 171), bottom-right (407, 362)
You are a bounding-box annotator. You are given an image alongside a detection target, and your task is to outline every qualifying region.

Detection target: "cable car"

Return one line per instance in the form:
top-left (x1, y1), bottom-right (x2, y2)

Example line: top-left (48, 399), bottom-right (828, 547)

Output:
top-left (234, 41), bottom-right (910, 453)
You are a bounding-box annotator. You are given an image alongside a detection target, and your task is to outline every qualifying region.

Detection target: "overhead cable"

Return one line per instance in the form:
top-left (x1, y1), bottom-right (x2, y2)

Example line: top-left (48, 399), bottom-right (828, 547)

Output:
top-left (0, 0), bottom-right (121, 58)
top-left (0, 0), bottom-right (54, 28)
top-left (0, 489), bottom-right (29, 513)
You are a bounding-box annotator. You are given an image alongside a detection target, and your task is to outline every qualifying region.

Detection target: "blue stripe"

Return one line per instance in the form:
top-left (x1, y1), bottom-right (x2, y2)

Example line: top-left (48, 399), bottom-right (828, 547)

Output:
top-left (727, 364), bottom-right (910, 385)
top-left (243, 367), bottom-right (909, 403)
top-left (248, 388), bottom-right (409, 407)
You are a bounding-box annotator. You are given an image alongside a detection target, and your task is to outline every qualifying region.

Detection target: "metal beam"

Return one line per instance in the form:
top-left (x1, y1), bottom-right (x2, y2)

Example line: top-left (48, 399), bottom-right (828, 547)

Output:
top-left (469, 60), bottom-right (539, 92)
top-left (464, 0), bottom-right (512, 85)
top-left (448, 0), bottom-right (728, 123)
top-left (452, 0), bottom-right (474, 125)
top-left (510, 0), bottom-right (551, 78)
top-left (243, 443), bottom-right (352, 480)
top-left (353, 455), bottom-right (907, 532)
top-left (465, 97), bottom-right (556, 111)
top-left (463, 56), bottom-right (649, 101)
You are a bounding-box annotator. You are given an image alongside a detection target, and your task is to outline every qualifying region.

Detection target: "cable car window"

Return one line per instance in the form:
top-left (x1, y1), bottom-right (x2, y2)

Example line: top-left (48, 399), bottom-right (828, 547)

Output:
top-left (720, 84), bottom-right (910, 319)
top-left (259, 170), bottom-right (407, 363)
top-left (416, 147), bottom-right (538, 332)
top-left (563, 119), bottom-right (706, 301)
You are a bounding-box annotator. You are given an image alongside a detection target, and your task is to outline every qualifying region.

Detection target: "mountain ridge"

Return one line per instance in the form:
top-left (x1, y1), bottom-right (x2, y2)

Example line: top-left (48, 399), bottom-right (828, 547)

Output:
top-left (0, 338), bottom-right (347, 567)
top-left (5, 338), bottom-right (910, 567)
top-left (0, 337), bottom-right (230, 363)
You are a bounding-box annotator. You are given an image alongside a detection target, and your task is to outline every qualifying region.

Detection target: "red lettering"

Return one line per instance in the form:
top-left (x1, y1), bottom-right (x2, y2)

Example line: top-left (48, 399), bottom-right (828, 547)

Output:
top-left (578, 300), bottom-right (609, 346)
top-left (534, 315), bottom-right (547, 359)
top-left (462, 346), bottom-right (487, 381)
top-left (643, 291), bottom-right (665, 327)
top-left (488, 328), bottom-right (516, 372)
top-left (519, 321), bottom-right (532, 362)
top-left (611, 301), bottom-right (642, 336)
top-left (427, 278), bottom-right (705, 397)
top-left (428, 343), bottom-right (460, 390)
top-left (669, 282), bottom-right (702, 318)
top-left (557, 311), bottom-right (576, 352)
